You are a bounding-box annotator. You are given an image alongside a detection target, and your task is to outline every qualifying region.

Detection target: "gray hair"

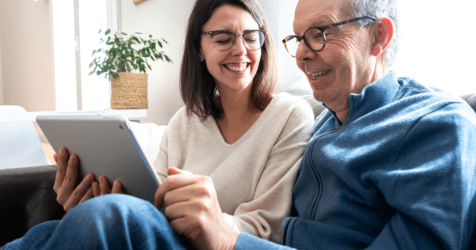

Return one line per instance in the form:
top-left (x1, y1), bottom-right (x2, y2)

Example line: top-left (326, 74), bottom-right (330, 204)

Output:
top-left (346, 0), bottom-right (399, 69)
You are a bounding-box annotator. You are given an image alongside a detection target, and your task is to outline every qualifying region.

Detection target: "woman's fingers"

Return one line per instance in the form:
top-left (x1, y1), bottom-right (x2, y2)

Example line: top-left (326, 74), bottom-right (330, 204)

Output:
top-left (92, 181), bottom-right (100, 197)
top-left (99, 176), bottom-right (110, 195)
top-left (111, 180), bottom-right (124, 194)
top-left (63, 173), bottom-right (94, 211)
top-left (59, 154), bottom-right (79, 196)
top-left (163, 183), bottom-right (203, 208)
top-left (53, 148), bottom-right (69, 193)
top-left (79, 186), bottom-right (94, 204)
top-left (155, 174), bottom-right (199, 209)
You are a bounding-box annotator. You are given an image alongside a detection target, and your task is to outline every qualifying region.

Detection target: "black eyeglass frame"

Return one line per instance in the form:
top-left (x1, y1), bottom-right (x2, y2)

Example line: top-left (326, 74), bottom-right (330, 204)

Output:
top-left (282, 16), bottom-right (378, 57)
top-left (201, 30), bottom-right (267, 52)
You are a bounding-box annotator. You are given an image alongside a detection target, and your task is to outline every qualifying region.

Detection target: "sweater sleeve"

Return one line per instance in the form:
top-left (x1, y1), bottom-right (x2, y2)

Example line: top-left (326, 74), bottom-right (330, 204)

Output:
top-left (367, 103), bottom-right (476, 250)
top-left (231, 101), bottom-right (314, 243)
top-left (153, 126), bottom-right (169, 183)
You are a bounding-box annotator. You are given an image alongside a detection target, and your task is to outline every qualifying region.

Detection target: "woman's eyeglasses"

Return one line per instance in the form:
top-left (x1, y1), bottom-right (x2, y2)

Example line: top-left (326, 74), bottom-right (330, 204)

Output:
top-left (201, 30), bottom-right (267, 51)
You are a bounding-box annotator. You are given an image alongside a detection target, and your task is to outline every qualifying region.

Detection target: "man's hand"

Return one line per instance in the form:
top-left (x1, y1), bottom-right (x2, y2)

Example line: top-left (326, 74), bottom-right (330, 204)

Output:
top-left (53, 147), bottom-right (95, 212)
top-left (155, 167), bottom-right (240, 250)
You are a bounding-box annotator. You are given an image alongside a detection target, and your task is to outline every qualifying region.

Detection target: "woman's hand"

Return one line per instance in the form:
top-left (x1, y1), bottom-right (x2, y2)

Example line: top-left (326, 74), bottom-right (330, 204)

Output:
top-left (53, 147), bottom-right (95, 212)
top-left (155, 167), bottom-right (240, 250)
top-left (92, 175), bottom-right (124, 197)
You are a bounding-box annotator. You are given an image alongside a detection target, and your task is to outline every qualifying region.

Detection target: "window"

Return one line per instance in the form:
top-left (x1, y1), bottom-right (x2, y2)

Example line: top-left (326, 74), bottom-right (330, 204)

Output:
top-left (52, 0), bottom-right (120, 111)
top-left (393, 0), bottom-right (476, 95)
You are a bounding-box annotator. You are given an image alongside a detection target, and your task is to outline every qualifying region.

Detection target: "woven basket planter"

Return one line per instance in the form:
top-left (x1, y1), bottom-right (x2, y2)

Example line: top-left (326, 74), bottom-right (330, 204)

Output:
top-left (110, 72), bottom-right (148, 109)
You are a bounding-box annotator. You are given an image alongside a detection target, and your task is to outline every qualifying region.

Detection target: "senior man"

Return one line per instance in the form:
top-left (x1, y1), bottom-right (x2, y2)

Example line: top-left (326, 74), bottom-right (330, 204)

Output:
top-left (251, 0), bottom-right (476, 249)
top-left (4, 0), bottom-right (476, 249)
top-left (243, 0), bottom-right (476, 248)
top-left (275, 0), bottom-right (476, 249)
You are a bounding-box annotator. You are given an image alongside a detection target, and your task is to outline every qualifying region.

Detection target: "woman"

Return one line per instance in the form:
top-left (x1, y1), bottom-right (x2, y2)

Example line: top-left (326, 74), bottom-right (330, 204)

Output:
top-left (3, 0), bottom-right (314, 249)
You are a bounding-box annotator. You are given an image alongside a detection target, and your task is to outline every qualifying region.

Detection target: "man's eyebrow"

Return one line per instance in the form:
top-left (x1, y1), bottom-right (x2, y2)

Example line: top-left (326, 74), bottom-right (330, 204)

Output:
top-left (309, 17), bottom-right (333, 28)
top-left (293, 17), bottom-right (333, 35)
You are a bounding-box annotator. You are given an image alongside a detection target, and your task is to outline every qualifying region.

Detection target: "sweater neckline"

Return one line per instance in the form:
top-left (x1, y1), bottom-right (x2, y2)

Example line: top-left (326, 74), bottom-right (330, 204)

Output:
top-left (209, 93), bottom-right (282, 147)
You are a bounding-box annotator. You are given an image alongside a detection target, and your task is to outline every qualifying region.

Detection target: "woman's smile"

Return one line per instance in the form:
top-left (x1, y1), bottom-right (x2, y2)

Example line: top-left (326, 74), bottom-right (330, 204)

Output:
top-left (223, 62), bottom-right (250, 74)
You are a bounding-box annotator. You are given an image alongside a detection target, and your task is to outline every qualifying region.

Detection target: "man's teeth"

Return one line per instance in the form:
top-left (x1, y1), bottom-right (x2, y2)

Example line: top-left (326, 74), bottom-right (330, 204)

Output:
top-left (225, 63), bottom-right (248, 72)
top-left (308, 70), bottom-right (331, 80)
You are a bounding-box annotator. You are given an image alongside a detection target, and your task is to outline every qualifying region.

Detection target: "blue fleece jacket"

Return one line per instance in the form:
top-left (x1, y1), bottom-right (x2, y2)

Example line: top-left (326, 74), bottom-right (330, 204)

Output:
top-left (234, 72), bottom-right (476, 250)
top-left (283, 72), bottom-right (476, 249)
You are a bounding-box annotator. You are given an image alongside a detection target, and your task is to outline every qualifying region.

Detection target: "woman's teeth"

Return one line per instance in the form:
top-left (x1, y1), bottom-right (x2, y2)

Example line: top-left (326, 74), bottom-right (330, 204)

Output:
top-left (309, 70), bottom-right (331, 80)
top-left (225, 63), bottom-right (248, 72)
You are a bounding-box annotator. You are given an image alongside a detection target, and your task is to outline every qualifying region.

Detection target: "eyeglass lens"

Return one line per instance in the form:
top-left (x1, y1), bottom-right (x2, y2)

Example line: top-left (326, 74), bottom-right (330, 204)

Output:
top-left (285, 28), bottom-right (325, 57)
top-left (211, 31), bottom-right (265, 51)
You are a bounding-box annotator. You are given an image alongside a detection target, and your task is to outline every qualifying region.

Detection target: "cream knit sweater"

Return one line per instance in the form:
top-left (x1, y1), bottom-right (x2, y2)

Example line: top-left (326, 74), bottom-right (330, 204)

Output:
top-left (153, 93), bottom-right (314, 243)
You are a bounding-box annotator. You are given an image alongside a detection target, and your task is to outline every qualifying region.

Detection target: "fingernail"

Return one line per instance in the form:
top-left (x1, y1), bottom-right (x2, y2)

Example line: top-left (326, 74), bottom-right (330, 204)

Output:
top-left (87, 174), bottom-right (93, 181)
top-left (113, 180), bottom-right (117, 187)
top-left (60, 148), bottom-right (64, 155)
top-left (99, 177), bottom-right (103, 184)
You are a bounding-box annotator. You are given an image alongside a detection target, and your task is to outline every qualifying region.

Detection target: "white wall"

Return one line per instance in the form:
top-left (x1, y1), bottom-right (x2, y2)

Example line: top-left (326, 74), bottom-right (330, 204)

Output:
top-left (120, 0), bottom-right (195, 125)
top-left (0, 17), bottom-right (3, 106)
top-left (0, 0), bottom-right (55, 111)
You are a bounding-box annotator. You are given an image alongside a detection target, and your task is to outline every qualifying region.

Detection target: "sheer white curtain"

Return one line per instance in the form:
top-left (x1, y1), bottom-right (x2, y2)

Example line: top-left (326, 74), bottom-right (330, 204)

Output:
top-left (260, 0), bottom-right (476, 96)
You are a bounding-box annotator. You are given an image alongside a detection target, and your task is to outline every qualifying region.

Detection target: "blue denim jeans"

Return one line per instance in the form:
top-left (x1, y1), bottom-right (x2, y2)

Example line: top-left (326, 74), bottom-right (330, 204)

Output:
top-left (4, 194), bottom-right (292, 250)
top-left (3, 194), bottom-right (194, 250)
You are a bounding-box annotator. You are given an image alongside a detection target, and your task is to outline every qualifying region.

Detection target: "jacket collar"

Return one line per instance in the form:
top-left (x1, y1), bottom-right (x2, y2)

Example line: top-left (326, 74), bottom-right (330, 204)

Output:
top-left (323, 71), bottom-right (401, 126)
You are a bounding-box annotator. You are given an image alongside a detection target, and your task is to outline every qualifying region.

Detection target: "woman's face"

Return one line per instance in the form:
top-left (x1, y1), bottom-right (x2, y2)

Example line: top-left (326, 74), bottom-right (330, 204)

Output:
top-left (200, 4), bottom-right (262, 95)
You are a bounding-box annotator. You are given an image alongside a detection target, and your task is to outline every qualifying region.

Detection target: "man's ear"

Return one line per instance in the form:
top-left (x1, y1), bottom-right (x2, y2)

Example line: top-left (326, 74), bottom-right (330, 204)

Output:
top-left (371, 17), bottom-right (394, 57)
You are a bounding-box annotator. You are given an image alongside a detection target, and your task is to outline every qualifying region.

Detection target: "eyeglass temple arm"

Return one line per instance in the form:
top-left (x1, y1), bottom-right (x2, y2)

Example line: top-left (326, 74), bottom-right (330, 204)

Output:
top-left (328, 16), bottom-right (378, 28)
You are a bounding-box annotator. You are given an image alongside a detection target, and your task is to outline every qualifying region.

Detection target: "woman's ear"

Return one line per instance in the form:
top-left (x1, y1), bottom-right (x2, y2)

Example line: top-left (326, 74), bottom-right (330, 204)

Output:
top-left (199, 49), bottom-right (205, 62)
top-left (371, 17), bottom-right (394, 57)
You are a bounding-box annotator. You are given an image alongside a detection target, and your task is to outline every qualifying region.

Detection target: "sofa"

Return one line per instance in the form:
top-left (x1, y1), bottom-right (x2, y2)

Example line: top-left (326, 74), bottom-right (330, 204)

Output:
top-left (1, 93), bottom-right (475, 247)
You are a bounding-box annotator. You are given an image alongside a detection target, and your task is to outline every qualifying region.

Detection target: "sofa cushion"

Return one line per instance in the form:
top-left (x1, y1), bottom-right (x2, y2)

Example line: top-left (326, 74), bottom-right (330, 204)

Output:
top-left (461, 93), bottom-right (476, 113)
top-left (0, 165), bottom-right (64, 246)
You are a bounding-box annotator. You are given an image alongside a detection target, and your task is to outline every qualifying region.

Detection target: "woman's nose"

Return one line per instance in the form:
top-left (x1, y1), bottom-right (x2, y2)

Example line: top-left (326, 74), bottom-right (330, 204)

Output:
top-left (230, 35), bottom-right (247, 56)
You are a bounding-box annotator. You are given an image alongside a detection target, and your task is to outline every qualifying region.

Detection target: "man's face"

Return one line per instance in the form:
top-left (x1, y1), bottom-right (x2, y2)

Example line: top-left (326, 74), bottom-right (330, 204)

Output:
top-left (294, 0), bottom-right (374, 112)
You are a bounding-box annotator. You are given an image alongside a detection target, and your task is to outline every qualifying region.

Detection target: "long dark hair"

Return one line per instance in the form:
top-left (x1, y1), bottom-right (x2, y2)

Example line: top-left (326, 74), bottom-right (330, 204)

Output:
top-left (180, 0), bottom-right (278, 121)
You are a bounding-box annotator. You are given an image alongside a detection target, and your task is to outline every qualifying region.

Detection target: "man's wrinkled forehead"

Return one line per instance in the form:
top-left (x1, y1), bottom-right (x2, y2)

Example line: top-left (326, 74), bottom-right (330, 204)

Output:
top-left (293, 0), bottom-right (349, 34)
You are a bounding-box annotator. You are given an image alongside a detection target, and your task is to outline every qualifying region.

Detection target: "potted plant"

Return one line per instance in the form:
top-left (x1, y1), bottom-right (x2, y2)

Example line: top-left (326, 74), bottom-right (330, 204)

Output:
top-left (88, 29), bottom-right (172, 109)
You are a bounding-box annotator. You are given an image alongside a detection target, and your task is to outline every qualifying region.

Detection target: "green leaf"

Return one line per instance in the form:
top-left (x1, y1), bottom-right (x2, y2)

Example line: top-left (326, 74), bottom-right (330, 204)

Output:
top-left (105, 29), bottom-right (111, 35)
top-left (121, 32), bottom-right (127, 36)
top-left (92, 49), bottom-right (96, 56)
top-left (161, 38), bottom-right (168, 44)
top-left (149, 34), bottom-right (152, 38)
top-left (157, 41), bottom-right (163, 48)
top-left (98, 29), bottom-right (102, 34)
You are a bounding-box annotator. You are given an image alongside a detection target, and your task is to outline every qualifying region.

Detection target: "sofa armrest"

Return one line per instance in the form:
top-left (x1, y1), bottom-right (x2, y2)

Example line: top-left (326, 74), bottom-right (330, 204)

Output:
top-left (0, 165), bottom-right (65, 246)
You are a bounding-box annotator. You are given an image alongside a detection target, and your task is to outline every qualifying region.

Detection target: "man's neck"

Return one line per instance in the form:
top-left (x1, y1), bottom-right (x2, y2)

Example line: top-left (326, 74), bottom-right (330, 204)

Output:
top-left (334, 64), bottom-right (388, 124)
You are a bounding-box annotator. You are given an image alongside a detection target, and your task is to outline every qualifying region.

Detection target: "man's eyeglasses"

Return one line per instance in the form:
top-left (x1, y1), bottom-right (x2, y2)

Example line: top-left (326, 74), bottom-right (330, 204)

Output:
top-left (201, 30), bottom-right (267, 52)
top-left (282, 16), bottom-right (377, 57)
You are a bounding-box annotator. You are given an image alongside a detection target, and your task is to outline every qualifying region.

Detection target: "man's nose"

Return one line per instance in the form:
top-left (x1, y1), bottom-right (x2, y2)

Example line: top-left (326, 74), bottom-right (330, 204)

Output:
top-left (231, 35), bottom-right (247, 56)
top-left (295, 40), bottom-right (314, 62)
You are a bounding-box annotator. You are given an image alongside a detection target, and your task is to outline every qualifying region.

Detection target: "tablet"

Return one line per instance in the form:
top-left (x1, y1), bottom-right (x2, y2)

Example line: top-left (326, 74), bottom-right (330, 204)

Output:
top-left (36, 114), bottom-right (161, 204)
